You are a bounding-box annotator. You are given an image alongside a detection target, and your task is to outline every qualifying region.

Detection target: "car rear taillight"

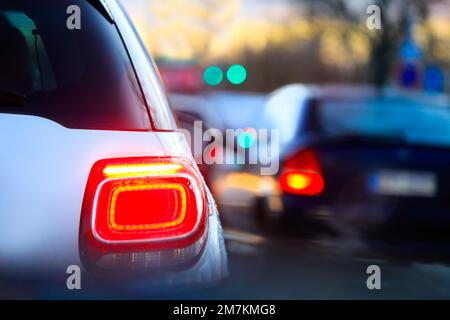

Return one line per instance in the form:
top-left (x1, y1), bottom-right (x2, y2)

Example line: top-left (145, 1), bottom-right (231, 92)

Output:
top-left (279, 149), bottom-right (324, 196)
top-left (79, 157), bottom-right (208, 271)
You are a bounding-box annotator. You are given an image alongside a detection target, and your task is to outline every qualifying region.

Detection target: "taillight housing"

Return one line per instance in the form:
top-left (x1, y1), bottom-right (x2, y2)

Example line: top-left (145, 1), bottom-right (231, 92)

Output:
top-left (79, 157), bottom-right (208, 271)
top-left (279, 149), bottom-right (325, 196)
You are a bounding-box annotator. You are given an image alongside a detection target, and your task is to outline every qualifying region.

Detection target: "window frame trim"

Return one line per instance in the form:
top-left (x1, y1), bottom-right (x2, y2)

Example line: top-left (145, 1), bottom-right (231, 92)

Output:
top-left (106, 0), bottom-right (178, 132)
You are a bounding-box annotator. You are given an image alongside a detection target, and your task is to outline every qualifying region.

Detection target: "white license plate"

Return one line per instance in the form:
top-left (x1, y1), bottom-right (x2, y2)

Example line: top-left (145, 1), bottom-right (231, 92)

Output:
top-left (369, 170), bottom-right (437, 197)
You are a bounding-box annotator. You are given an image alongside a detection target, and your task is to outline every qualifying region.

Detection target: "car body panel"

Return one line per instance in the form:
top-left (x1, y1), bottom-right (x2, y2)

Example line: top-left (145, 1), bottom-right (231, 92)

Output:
top-left (0, 1), bottom-right (227, 286)
top-left (0, 114), bottom-right (227, 285)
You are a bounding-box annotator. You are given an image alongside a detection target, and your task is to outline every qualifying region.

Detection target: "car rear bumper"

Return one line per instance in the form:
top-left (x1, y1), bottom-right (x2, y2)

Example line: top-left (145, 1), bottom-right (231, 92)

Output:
top-left (0, 212), bottom-right (228, 296)
top-left (94, 211), bottom-right (229, 292)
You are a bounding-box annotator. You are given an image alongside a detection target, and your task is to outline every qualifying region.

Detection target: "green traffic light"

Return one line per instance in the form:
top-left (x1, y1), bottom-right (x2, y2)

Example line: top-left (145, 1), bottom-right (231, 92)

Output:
top-left (238, 132), bottom-right (254, 149)
top-left (227, 64), bottom-right (247, 85)
top-left (203, 65), bottom-right (223, 86)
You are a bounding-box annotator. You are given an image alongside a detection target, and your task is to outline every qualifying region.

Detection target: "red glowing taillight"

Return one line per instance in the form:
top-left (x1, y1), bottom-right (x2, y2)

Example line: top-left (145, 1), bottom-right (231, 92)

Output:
top-left (279, 149), bottom-right (324, 196)
top-left (79, 157), bottom-right (208, 271)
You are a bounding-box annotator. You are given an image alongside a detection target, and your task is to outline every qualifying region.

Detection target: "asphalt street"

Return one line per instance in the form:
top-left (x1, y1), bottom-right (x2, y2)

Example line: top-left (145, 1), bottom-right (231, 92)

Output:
top-left (1, 207), bottom-right (450, 299)
top-left (191, 207), bottom-right (450, 299)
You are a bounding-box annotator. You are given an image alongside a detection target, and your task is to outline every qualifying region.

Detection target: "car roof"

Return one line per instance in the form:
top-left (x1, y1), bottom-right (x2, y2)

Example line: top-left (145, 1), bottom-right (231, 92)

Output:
top-left (268, 83), bottom-right (378, 101)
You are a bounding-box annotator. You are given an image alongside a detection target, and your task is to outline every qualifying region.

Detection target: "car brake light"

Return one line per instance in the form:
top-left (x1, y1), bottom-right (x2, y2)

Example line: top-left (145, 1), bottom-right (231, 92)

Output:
top-left (279, 149), bottom-right (324, 196)
top-left (79, 157), bottom-right (208, 271)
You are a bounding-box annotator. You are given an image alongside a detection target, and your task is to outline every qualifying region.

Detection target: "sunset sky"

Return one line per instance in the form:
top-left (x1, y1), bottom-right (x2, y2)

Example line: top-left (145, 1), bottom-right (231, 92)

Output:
top-left (120, 0), bottom-right (450, 68)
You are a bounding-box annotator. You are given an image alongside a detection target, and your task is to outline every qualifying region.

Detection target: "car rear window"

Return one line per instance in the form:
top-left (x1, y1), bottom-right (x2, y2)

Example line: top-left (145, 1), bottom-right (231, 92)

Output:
top-left (0, 0), bottom-right (151, 131)
top-left (319, 96), bottom-right (450, 147)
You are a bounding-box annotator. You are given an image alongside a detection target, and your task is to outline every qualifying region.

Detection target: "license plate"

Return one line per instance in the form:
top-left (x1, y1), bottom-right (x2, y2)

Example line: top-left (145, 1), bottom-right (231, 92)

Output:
top-left (369, 170), bottom-right (437, 197)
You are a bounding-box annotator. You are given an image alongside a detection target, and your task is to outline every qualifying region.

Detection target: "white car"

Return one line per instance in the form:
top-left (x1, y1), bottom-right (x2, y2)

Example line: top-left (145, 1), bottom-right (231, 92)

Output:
top-left (0, 0), bottom-right (227, 291)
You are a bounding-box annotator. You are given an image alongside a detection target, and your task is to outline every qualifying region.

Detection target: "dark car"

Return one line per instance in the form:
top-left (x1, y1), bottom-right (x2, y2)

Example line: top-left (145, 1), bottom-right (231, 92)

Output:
top-left (263, 84), bottom-right (450, 243)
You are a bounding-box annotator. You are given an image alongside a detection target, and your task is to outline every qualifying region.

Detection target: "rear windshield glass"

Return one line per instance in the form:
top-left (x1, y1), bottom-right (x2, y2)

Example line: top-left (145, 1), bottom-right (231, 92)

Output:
top-left (319, 96), bottom-right (450, 147)
top-left (0, 0), bottom-right (151, 131)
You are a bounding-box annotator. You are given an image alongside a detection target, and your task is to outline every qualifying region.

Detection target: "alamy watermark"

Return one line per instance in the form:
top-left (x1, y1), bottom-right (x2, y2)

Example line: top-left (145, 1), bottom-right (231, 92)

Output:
top-left (366, 265), bottom-right (381, 290)
top-left (66, 265), bottom-right (81, 290)
top-left (367, 5), bottom-right (382, 30)
top-left (179, 122), bottom-right (280, 176)
top-left (66, 5), bottom-right (81, 30)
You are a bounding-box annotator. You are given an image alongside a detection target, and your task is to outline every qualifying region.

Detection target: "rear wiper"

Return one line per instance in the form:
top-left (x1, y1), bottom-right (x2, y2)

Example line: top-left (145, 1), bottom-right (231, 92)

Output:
top-left (0, 88), bottom-right (27, 106)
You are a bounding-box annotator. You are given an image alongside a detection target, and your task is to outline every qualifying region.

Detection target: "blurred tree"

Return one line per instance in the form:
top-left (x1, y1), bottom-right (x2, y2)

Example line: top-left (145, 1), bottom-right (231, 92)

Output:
top-left (299, 0), bottom-right (444, 90)
top-left (146, 0), bottom-right (239, 61)
top-left (123, 0), bottom-right (449, 93)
